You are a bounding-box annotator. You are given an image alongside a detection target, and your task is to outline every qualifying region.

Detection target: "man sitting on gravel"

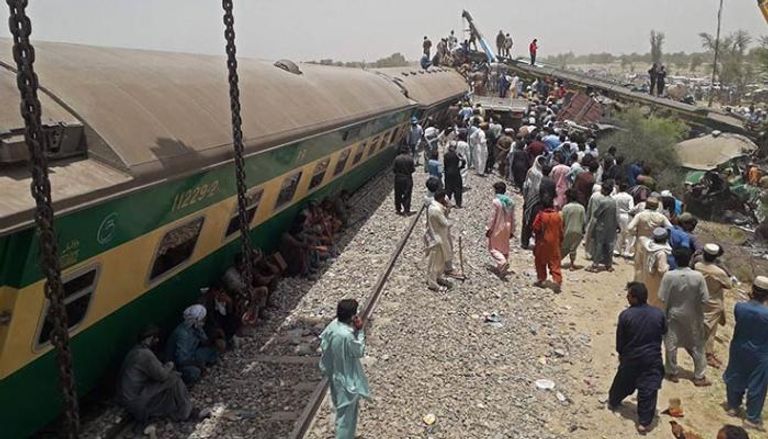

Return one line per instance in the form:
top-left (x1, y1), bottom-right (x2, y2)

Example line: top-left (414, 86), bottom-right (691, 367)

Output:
top-left (608, 282), bottom-right (666, 434)
top-left (319, 299), bottom-right (369, 439)
top-left (118, 325), bottom-right (201, 429)
top-left (164, 305), bottom-right (219, 384)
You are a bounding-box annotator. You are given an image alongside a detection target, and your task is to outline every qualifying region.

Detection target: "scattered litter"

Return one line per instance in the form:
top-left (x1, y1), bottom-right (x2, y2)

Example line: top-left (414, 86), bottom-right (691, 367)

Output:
top-left (661, 397), bottom-right (685, 417)
top-left (484, 312), bottom-right (504, 328)
top-left (535, 379), bottom-right (556, 390)
top-left (538, 356), bottom-right (547, 365)
top-left (556, 391), bottom-right (568, 403)
top-left (485, 312), bottom-right (501, 323)
top-left (422, 413), bottom-right (436, 425)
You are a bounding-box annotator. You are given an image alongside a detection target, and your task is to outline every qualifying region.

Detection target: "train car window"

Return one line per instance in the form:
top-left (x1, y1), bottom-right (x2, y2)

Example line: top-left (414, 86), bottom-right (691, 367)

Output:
top-left (37, 266), bottom-right (100, 346)
top-left (389, 128), bottom-right (398, 146)
top-left (275, 171), bottom-right (303, 208)
top-left (224, 187), bottom-right (264, 238)
top-left (309, 158), bottom-right (330, 191)
top-left (352, 142), bottom-right (366, 165)
top-left (149, 216), bottom-right (205, 281)
top-left (333, 148), bottom-right (351, 176)
top-left (369, 136), bottom-right (380, 154)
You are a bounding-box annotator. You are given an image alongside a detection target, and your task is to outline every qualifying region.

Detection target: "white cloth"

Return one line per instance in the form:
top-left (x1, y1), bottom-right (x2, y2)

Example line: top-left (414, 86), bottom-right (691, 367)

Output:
top-left (470, 129), bottom-right (488, 175)
top-left (456, 140), bottom-right (471, 183)
top-left (183, 304), bottom-right (207, 328)
top-left (424, 200), bottom-right (453, 288)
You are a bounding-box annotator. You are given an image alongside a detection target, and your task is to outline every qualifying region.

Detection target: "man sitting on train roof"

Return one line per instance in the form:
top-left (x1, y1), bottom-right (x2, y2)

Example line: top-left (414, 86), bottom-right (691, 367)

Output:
top-left (164, 304), bottom-right (219, 384)
top-left (117, 325), bottom-right (203, 428)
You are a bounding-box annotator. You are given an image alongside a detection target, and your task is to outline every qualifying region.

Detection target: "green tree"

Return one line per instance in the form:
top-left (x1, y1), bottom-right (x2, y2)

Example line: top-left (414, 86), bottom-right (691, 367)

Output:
top-left (700, 30), bottom-right (752, 102)
top-left (689, 54), bottom-right (704, 72)
top-left (603, 107), bottom-right (687, 190)
top-left (752, 36), bottom-right (768, 76)
top-left (650, 30), bottom-right (665, 64)
top-left (371, 53), bottom-right (409, 68)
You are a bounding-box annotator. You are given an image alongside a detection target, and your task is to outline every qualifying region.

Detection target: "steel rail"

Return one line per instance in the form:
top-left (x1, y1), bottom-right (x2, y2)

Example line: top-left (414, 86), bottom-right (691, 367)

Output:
top-left (289, 203), bottom-right (426, 439)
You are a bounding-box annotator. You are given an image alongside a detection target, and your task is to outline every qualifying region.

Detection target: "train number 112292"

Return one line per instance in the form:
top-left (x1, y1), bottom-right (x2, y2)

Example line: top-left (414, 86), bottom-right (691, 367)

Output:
top-left (171, 180), bottom-right (220, 212)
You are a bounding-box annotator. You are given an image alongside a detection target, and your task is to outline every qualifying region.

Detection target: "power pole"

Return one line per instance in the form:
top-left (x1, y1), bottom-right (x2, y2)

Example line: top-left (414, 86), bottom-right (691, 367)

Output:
top-left (708, 0), bottom-right (724, 107)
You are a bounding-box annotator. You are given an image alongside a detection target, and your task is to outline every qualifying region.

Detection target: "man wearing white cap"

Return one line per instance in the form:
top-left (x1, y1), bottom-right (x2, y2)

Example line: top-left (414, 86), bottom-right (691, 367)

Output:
top-left (641, 227), bottom-right (672, 309)
top-left (695, 243), bottom-right (732, 368)
top-left (628, 197), bottom-right (672, 280)
top-left (659, 247), bottom-right (711, 386)
top-left (723, 276), bottom-right (768, 431)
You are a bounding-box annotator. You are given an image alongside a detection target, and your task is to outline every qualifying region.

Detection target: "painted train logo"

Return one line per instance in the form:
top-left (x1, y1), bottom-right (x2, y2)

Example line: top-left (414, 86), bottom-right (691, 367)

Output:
top-left (97, 212), bottom-right (118, 245)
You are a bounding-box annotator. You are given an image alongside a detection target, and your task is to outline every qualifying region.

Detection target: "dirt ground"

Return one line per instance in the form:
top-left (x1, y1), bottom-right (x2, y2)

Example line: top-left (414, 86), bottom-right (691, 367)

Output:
top-left (546, 234), bottom-right (761, 438)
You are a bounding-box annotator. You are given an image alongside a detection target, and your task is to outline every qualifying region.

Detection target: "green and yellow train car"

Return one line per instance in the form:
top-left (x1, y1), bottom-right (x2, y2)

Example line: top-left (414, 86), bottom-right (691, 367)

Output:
top-left (0, 41), bottom-right (467, 437)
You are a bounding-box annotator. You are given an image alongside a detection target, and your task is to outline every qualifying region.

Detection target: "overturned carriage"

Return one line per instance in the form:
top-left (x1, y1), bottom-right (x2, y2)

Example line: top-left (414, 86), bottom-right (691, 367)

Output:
top-left (0, 40), bottom-right (467, 437)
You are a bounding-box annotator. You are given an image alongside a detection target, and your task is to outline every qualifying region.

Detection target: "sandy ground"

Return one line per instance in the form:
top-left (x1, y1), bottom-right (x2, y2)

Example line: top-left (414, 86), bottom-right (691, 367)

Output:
top-left (307, 174), bottom-right (765, 438)
top-left (547, 245), bottom-right (759, 438)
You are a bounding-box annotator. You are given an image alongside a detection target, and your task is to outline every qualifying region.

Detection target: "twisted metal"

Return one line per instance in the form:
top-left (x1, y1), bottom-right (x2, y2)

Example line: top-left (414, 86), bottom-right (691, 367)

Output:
top-left (5, 0), bottom-right (79, 436)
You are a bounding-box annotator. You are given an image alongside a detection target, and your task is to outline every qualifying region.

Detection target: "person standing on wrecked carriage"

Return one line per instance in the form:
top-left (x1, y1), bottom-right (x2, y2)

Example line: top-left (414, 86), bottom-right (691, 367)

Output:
top-left (648, 63), bottom-right (658, 96)
top-left (393, 145), bottom-right (415, 215)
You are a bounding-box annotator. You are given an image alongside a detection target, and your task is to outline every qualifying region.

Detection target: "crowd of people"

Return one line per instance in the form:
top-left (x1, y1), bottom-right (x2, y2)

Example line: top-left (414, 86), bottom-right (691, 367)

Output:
top-left (420, 30), bottom-right (540, 71)
top-left (386, 74), bottom-right (767, 437)
top-left (115, 192), bottom-right (353, 433)
top-left (112, 72), bottom-right (766, 439)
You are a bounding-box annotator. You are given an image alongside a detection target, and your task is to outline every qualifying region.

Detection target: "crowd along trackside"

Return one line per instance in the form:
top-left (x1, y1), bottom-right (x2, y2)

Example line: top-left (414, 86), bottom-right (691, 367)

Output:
top-left (0, 40), bottom-right (468, 438)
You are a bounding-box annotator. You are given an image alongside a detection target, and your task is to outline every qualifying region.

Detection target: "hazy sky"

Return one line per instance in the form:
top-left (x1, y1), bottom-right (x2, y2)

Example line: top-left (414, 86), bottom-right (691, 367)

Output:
top-left (0, 0), bottom-right (765, 61)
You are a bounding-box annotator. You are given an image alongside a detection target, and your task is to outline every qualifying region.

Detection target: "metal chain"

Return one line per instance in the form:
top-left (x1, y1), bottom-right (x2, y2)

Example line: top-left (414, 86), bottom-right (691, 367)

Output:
top-left (222, 0), bottom-right (255, 314)
top-left (5, 0), bottom-right (79, 436)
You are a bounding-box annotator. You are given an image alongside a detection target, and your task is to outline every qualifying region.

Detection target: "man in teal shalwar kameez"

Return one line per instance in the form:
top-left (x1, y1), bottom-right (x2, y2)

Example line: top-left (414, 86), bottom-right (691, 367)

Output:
top-left (320, 299), bottom-right (370, 439)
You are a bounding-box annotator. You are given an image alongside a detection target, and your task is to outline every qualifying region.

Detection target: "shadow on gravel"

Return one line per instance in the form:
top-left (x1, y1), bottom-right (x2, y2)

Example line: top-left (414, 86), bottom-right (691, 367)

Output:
top-left (255, 172), bottom-right (395, 345)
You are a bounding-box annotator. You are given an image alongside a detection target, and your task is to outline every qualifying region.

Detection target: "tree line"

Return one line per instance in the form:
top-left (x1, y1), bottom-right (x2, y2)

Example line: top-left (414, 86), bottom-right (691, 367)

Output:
top-left (306, 52), bottom-right (410, 69)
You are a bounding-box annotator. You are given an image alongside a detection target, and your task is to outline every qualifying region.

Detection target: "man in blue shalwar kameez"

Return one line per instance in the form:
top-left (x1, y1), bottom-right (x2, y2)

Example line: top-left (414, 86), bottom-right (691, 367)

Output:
top-left (608, 282), bottom-right (667, 434)
top-left (724, 276), bottom-right (768, 432)
top-left (164, 304), bottom-right (218, 384)
top-left (320, 299), bottom-right (370, 439)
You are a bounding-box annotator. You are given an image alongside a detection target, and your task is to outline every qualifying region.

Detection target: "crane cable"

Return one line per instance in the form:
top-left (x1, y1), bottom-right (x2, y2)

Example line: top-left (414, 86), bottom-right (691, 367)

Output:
top-left (5, 0), bottom-right (79, 436)
top-left (221, 0), bottom-right (257, 319)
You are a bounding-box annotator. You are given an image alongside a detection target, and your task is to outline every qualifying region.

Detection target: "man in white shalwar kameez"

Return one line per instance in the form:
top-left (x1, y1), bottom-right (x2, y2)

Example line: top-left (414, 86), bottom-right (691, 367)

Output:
top-left (320, 299), bottom-right (370, 439)
top-left (471, 124), bottom-right (489, 176)
top-left (658, 247), bottom-right (712, 387)
top-left (424, 190), bottom-right (455, 291)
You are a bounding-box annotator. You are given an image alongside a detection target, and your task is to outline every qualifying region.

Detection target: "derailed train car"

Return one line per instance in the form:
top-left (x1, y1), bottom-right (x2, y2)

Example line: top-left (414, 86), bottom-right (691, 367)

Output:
top-left (0, 40), bottom-right (467, 437)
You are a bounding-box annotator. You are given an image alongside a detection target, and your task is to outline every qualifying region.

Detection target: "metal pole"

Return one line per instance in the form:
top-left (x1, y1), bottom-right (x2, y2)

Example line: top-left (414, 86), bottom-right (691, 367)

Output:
top-left (708, 0), bottom-right (724, 107)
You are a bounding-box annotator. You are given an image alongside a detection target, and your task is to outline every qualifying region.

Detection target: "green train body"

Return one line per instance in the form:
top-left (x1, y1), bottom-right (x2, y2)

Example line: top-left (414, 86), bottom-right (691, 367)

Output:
top-left (0, 41), bottom-right (467, 437)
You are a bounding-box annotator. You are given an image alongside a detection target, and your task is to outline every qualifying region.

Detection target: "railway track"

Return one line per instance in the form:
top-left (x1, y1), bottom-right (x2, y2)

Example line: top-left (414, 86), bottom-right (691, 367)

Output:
top-left (78, 169), bottom-right (420, 439)
top-left (288, 203), bottom-right (426, 439)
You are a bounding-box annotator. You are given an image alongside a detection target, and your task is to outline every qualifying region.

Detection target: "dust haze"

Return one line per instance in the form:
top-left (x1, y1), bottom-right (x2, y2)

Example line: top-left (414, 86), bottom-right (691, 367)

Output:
top-left (0, 0), bottom-right (765, 61)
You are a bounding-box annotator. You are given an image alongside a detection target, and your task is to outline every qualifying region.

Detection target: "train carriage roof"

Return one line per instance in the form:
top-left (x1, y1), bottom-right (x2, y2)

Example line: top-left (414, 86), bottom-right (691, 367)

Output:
top-left (1, 40), bottom-right (449, 231)
top-left (372, 67), bottom-right (468, 108)
top-left (0, 40), bottom-right (412, 176)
